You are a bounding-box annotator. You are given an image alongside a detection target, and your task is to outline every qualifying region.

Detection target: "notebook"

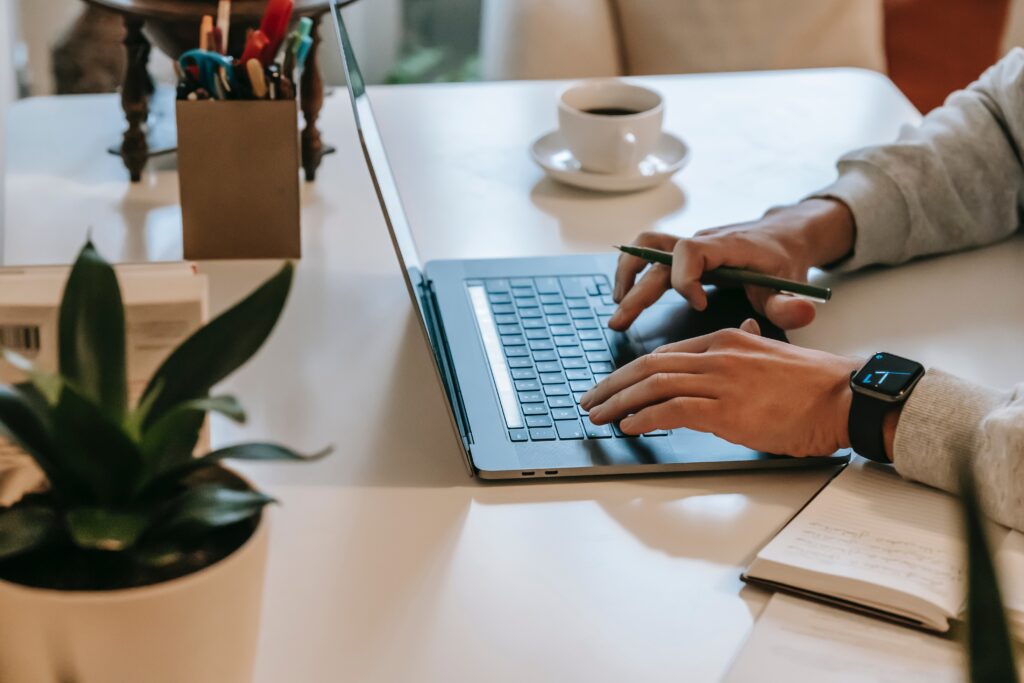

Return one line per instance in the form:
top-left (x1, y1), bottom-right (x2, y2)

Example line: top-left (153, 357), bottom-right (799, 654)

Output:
top-left (723, 594), bottom-right (968, 683)
top-left (743, 459), bottom-right (1024, 635)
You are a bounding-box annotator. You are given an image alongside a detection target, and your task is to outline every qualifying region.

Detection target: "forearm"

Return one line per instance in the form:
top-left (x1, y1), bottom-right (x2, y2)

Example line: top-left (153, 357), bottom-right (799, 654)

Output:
top-left (889, 370), bottom-right (1024, 532)
top-left (811, 50), bottom-right (1024, 271)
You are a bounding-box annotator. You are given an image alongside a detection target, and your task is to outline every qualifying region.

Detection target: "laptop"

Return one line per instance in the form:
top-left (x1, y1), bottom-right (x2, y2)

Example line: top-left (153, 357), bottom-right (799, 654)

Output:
top-left (328, 3), bottom-right (848, 479)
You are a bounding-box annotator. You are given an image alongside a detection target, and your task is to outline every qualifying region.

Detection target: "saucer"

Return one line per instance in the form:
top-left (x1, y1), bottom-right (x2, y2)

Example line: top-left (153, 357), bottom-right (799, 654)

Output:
top-left (530, 131), bottom-right (689, 193)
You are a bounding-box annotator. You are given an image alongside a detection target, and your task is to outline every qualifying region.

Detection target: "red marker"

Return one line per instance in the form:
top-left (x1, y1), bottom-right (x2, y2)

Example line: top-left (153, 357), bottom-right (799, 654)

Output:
top-left (258, 0), bottom-right (294, 63)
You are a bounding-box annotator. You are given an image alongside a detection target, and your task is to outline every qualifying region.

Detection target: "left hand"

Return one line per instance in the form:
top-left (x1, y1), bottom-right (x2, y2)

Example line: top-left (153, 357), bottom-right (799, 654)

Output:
top-left (580, 321), bottom-right (863, 457)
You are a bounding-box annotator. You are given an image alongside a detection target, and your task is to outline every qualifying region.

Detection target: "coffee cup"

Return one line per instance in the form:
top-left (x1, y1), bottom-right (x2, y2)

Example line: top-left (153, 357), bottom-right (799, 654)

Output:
top-left (558, 79), bottom-right (664, 175)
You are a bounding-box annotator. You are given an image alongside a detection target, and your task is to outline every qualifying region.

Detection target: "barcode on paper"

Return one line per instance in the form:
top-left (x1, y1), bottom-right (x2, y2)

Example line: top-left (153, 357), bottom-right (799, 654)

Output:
top-left (0, 325), bottom-right (41, 353)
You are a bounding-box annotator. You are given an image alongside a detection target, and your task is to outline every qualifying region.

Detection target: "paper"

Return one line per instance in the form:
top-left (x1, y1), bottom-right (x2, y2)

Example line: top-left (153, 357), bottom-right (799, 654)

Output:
top-left (754, 461), bottom-right (978, 623)
top-left (724, 594), bottom-right (965, 683)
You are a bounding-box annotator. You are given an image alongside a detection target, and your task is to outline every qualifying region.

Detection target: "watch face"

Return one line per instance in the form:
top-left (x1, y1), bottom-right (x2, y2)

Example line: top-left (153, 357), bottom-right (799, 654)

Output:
top-left (852, 352), bottom-right (925, 398)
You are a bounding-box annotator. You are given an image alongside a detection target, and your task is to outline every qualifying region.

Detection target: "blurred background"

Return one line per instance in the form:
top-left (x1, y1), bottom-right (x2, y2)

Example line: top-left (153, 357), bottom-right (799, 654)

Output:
top-left (3, 0), bottom-right (1024, 113)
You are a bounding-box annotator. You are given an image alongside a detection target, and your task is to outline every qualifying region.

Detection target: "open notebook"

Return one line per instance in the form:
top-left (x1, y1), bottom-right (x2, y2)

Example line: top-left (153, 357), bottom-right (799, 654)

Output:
top-left (743, 459), bottom-right (1024, 634)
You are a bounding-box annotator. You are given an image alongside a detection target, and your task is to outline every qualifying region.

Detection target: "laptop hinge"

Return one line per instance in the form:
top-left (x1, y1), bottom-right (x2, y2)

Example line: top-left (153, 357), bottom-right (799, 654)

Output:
top-left (420, 279), bottom-right (474, 450)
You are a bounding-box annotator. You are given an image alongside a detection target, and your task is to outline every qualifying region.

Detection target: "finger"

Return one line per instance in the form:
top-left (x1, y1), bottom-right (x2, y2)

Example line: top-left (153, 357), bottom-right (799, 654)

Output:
top-left (608, 265), bottom-right (671, 330)
top-left (580, 351), bottom-right (708, 409)
top-left (670, 238), bottom-right (712, 312)
top-left (619, 397), bottom-right (719, 435)
top-left (763, 293), bottom-right (816, 330)
top-left (614, 232), bottom-right (677, 302)
top-left (739, 318), bottom-right (761, 335)
top-left (586, 372), bottom-right (717, 425)
top-left (651, 327), bottom-right (732, 355)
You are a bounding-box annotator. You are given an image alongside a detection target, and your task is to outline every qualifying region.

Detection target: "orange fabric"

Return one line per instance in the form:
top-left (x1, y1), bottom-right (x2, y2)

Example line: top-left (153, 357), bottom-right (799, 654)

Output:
top-left (884, 0), bottom-right (1011, 112)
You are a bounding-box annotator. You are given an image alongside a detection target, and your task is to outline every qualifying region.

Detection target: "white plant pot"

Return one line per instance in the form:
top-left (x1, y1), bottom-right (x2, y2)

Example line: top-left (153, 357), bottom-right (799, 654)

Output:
top-left (0, 514), bottom-right (269, 683)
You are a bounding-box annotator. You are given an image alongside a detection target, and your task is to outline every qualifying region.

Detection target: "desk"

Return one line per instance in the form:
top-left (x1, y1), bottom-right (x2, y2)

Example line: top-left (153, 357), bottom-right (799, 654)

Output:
top-left (5, 69), bottom-right (1023, 681)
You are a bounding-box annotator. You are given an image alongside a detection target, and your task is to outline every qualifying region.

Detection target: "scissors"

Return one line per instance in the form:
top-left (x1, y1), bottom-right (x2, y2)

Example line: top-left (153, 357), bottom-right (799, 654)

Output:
top-left (178, 49), bottom-right (235, 99)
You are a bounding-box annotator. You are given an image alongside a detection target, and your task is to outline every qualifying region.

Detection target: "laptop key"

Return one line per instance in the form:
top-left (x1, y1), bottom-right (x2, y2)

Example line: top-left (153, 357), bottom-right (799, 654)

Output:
top-left (485, 279), bottom-right (510, 293)
top-left (570, 309), bottom-right (594, 320)
top-left (508, 357), bottom-right (533, 368)
top-left (518, 391), bottom-right (544, 403)
top-left (566, 297), bottom-right (589, 309)
top-left (518, 307), bottom-right (543, 319)
top-left (522, 403), bottom-right (548, 416)
top-left (642, 430), bottom-right (670, 437)
top-left (569, 380), bottom-right (593, 392)
top-left (529, 427), bottom-right (557, 441)
top-left (581, 340), bottom-right (606, 351)
top-left (547, 315), bottom-right (571, 325)
top-left (555, 419), bottom-right (585, 440)
top-left (536, 360), bottom-right (561, 373)
top-left (521, 318), bottom-right (546, 328)
top-left (559, 277), bottom-right (587, 298)
top-left (548, 395), bottom-right (574, 408)
top-left (593, 373), bottom-right (611, 383)
top-left (562, 358), bottom-right (588, 369)
top-left (611, 423), bottom-right (626, 437)
top-left (554, 336), bottom-right (580, 347)
top-left (573, 392), bottom-right (587, 404)
top-left (550, 325), bottom-right (575, 336)
top-left (505, 346), bottom-right (529, 357)
top-left (539, 372), bottom-right (566, 384)
top-left (597, 283), bottom-right (612, 295)
top-left (498, 324), bottom-right (522, 336)
top-left (590, 361), bottom-right (614, 373)
top-left (565, 368), bottom-right (592, 381)
top-left (526, 415), bottom-right (553, 428)
top-left (539, 293), bottom-right (563, 305)
top-left (535, 277), bottom-right (561, 294)
top-left (543, 304), bottom-right (567, 315)
top-left (529, 339), bottom-right (554, 351)
top-left (489, 293), bottom-right (512, 304)
top-left (586, 351), bottom-right (613, 363)
top-left (492, 304), bottom-right (515, 314)
top-left (515, 379), bottom-right (541, 392)
top-left (583, 418), bottom-right (613, 439)
top-left (525, 328), bottom-right (549, 340)
top-left (578, 329), bottom-right (603, 340)
top-left (510, 278), bottom-right (533, 288)
top-left (551, 407), bottom-right (578, 420)
top-left (574, 319), bottom-right (598, 329)
top-left (509, 429), bottom-right (529, 442)
top-left (515, 296), bottom-right (540, 308)
top-left (544, 384), bottom-right (570, 396)
top-left (558, 346), bottom-right (584, 358)
top-left (511, 368), bottom-right (536, 380)
top-left (533, 350), bottom-right (558, 362)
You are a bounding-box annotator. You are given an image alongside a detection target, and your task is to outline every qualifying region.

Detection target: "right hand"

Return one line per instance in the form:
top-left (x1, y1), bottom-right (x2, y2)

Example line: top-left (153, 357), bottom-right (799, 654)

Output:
top-left (609, 198), bottom-right (855, 331)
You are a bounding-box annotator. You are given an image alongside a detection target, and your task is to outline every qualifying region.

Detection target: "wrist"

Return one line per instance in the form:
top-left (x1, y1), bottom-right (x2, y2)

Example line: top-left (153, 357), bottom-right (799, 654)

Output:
top-left (769, 199), bottom-right (855, 269)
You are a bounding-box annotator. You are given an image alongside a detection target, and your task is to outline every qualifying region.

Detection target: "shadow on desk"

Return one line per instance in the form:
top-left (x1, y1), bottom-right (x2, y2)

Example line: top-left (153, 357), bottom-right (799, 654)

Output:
top-left (530, 178), bottom-right (686, 246)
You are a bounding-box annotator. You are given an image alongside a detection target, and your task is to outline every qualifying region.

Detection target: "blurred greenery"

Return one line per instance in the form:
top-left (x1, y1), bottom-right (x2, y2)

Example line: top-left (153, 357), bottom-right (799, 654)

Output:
top-left (388, 0), bottom-right (481, 84)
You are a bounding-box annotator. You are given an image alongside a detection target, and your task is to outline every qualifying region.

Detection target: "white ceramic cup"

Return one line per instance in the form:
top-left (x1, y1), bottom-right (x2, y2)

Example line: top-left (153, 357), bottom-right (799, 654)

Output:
top-left (558, 79), bottom-right (664, 174)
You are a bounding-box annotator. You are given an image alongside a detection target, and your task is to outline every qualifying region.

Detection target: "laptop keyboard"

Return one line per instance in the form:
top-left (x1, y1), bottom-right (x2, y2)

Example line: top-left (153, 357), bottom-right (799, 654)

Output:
top-left (466, 275), bottom-right (670, 443)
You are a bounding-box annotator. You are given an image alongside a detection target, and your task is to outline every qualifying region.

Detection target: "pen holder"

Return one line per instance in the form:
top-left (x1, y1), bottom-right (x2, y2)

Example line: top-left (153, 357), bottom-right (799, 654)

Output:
top-left (176, 100), bottom-right (301, 260)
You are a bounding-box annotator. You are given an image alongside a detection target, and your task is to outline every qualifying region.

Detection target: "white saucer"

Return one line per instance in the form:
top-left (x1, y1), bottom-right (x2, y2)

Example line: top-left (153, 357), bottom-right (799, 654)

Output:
top-left (530, 130), bottom-right (690, 193)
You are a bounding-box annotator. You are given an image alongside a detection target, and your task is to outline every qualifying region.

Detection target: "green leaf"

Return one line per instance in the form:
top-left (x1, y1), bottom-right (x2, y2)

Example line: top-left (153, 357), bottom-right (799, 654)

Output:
top-left (51, 383), bottom-right (143, 505)
top-left (146, 442), bottom-right (331, 494)
top-left (123, 378), bottom-right (164, 441)
top-left (2, 349), bottom-right (62, 405)
top-left (139, 263), bottom-right (293, 431)
top-left (151, 484), bottom-right (274, 539)
top-left (0, 385), bottom-right (67, 494)
top-left (0, 506), bottom-right (57, 560)
top-left (66, 507), bottom-right (149, 552)
top-left (57, 241), bottom-right (128, 421)
top-left (961, 465), bottom-right (1020, 683)
top-left (137, 396), bottom-right (248, 485)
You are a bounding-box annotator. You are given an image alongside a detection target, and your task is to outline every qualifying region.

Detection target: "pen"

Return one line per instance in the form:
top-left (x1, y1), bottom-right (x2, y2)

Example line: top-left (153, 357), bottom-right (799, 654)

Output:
top-left (199, 15), bottom-right (214, 52)
top-left (615, 244), bottom-right (832, 302)
top-left (216, 0), bottom-right (232, 53)
top-left (247, 59), bottom-right (268, 99)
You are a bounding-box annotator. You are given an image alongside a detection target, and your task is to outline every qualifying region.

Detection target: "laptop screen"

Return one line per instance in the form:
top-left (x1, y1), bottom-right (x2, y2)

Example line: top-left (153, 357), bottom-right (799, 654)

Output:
top-left (327, 1), bottom-right (473, 467)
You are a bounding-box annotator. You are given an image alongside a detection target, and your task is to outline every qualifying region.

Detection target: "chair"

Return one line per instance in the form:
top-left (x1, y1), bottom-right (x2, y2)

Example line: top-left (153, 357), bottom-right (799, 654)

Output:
top-left (480, 0), bottom-right (886, 81)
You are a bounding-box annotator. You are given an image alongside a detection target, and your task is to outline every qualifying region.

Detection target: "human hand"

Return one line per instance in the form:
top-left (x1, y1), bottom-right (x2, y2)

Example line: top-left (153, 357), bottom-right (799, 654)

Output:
top-left (609, 198), bottom-right (855, 332)
top-left (580, 321), bottom-right (863, 457)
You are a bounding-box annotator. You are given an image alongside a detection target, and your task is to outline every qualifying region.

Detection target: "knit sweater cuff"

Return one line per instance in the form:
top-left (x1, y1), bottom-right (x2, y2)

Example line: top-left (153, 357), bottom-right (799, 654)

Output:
top-left (892, 369), bottom-right (1004, 493)
top-left (808, 161), bottom-right (911, 272)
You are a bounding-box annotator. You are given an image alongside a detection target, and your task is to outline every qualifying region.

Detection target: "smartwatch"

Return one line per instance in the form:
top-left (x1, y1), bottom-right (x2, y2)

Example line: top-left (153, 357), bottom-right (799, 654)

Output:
top-left (848, 352), bottom-right (925, 463)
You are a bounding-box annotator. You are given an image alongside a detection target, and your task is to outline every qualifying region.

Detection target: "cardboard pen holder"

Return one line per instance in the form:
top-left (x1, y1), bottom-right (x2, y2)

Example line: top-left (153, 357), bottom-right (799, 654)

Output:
top-left (176, 100), bottom-right (301, 260)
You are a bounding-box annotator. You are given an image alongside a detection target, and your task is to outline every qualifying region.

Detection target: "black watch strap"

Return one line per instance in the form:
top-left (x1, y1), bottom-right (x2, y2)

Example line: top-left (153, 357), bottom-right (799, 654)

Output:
top-left (848, 388), bottom-right (891, 463)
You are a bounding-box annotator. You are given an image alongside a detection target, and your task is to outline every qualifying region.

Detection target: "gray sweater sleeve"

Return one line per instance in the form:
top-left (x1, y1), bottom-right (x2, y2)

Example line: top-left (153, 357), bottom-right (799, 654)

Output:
top-left (811, 51), bottom-right (1024, 531)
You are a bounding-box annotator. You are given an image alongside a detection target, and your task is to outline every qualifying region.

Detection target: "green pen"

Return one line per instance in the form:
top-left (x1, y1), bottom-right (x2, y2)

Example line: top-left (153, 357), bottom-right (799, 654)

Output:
top-left (615, 244), bottom-right (832, 302)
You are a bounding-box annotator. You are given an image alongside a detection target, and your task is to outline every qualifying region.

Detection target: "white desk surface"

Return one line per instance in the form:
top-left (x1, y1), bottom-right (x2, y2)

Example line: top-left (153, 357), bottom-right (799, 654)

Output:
top-left (5, 69), bottom-right (1024, 682)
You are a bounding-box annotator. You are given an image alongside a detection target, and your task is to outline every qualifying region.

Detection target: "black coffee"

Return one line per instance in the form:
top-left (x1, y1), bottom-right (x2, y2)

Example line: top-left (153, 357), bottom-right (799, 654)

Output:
top-left (584, 107), bottom-right (641, 116)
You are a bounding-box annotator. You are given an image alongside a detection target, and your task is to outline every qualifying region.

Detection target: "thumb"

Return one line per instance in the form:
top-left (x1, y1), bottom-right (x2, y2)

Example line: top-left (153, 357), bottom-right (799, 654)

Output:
top-left (739, 318), bottom-right (762, 336)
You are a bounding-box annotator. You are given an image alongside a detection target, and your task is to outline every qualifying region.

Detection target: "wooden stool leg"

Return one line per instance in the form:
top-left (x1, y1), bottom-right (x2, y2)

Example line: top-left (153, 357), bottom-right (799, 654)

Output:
top-left (120, 16), bottom-right (153, 182)
top-left (300, 14), bottom-right (326, 182)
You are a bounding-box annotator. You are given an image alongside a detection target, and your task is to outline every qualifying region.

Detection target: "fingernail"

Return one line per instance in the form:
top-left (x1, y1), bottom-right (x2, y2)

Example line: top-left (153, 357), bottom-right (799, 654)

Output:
top-left (613, 286), bottom-right (623, 302)
top-left (580, 393), bottom-right (593, 409)
top-left (619, 417), bottom-right (635, 433)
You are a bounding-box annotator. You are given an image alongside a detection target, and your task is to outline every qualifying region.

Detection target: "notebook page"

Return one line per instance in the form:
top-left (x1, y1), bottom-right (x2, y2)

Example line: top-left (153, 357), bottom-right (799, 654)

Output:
top-left (723, 594), bottom-right (965, 683)
top-left (756, 460), bottom-right (986, 620)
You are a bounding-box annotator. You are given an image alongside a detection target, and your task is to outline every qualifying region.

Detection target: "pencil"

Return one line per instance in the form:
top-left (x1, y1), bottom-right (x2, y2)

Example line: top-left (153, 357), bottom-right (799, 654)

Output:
top-left (615, 244), bottom-right (832, 302)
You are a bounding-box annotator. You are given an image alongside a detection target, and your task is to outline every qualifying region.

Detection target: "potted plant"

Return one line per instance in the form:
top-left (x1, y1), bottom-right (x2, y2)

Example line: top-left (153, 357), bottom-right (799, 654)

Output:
top-left (0, 242), bottom-right (327, 683)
